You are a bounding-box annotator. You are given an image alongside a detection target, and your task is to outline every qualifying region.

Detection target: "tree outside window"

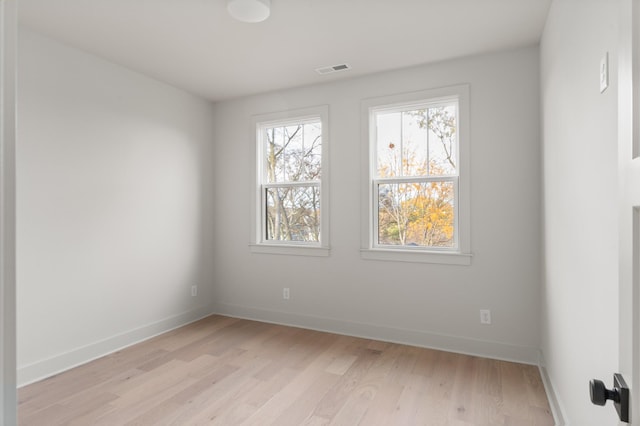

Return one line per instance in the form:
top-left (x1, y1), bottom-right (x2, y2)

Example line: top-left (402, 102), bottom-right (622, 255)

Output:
top-left (259, 118), bottom-right (323, 244)
top-left (374, 102), bottom-right (459, 249)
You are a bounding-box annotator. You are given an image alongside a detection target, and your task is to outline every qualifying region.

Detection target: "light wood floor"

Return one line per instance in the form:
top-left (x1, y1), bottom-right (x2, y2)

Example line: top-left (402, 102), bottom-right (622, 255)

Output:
top-left (18, 315), bottom-right (554, 425)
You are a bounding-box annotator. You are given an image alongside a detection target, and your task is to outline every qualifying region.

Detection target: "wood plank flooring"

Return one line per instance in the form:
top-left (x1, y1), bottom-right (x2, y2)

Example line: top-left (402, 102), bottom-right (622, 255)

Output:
top-left (18, 315), bottom-right (554, 425)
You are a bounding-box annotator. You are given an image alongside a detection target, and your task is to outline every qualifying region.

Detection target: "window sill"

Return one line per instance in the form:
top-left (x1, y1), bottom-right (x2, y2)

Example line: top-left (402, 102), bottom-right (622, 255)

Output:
top-left (360, 248), bottom-right (472, 265)
top-left (250, 244), bottom-right (330, 257)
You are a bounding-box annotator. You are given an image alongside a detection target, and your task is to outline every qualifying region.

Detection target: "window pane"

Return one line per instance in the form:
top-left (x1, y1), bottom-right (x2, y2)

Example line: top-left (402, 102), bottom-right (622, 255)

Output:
top-left (427, 105), bottom-right (457, 176)
top-left (264, 122), bottom-right (322, 183)
top-left (266, 186), bottom-right (320, 242)
top-left (376, 112), bottom-right (401, 177)
top-left (377, 181), bottom-right (455, 248)
top-left (375, 104), bottom-right (458, 178)
top-left (264, 127), bottom-right (285, 183)
top-left (402, 110), bottom-right (428, 177)
top-left (283, 124), bottom-right (303, 181)
top-left (303, 122), bottom-right (322, 180)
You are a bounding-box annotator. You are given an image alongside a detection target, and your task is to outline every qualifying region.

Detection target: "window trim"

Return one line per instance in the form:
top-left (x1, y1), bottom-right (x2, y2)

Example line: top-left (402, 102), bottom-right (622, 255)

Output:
top-left (250, 105), bottom-right (330, 257)
top-left (360, 85), bottom-right (471, 265)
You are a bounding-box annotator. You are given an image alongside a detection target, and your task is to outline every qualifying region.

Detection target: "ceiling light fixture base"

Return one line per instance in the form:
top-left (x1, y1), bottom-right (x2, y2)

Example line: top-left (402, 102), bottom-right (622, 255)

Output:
top-left (227, 0), bottom-right (271, 23)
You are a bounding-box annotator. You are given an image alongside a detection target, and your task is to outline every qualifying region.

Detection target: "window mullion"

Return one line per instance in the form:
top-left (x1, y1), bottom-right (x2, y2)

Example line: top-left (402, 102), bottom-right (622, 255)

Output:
top-left (374, 176), bottom-right (456, 185)
top-left (426, 107), bottom-right (430, 176)
top-left (263, 181), bottom-right (320, 188)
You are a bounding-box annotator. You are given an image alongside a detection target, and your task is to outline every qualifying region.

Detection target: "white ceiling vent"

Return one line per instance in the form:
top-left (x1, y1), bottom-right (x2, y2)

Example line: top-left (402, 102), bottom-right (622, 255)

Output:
top-left (315, 64), bottom-right (351, 75)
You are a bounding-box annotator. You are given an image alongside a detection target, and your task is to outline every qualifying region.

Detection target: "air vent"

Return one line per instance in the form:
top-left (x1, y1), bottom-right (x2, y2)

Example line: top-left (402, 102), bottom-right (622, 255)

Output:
top-left (315, 63), bottom-right (351, 75)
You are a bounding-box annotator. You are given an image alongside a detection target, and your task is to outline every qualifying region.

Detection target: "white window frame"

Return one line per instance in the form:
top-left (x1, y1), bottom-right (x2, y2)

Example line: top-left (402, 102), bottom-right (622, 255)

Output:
top-left (360, 85), bottom-right (471, 265)
top-left (250, 105), bottom-right (330, 257)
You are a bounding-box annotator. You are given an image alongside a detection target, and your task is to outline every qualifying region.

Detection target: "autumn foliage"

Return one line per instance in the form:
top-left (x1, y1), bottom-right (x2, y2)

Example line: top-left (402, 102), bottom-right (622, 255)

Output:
top-left (376, 105), bottom-right (457, 248)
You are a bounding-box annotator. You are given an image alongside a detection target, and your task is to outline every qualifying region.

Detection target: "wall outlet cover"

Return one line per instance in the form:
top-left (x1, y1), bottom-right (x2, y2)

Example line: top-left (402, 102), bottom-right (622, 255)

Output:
top-left (480, 309), bottom-right (492, 325)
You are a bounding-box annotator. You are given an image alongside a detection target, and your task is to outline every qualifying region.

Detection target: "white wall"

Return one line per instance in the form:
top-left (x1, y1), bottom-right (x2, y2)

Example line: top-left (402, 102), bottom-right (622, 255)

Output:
top-left (16, 29), bottom-right (216, 385)
top-left (212, 46), bottom-right (542, 363)
top-left (540, 1), bottom-right (619, 424)
top-left (1, 0), bottom-right (18, 423)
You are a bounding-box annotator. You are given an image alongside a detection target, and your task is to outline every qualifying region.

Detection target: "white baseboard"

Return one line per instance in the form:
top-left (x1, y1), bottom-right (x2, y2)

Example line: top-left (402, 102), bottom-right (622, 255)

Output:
top-left (17, 305), bottom-right (216, 387)
top-left (213, 302), bottom-right (541, 365)
top-left (538, 352), bottom-right (568, 426)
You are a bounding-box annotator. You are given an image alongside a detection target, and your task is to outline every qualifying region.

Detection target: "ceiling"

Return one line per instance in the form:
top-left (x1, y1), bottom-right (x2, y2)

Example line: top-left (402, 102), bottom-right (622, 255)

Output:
top-left (18, 0), bottom-right (551, 102)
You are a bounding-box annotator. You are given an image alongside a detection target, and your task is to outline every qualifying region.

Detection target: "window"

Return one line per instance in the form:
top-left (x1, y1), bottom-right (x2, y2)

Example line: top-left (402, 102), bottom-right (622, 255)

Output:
top-left (361, 86), bottom-right (470, 264)
top-left (251, 106), bottom-right (329, 256)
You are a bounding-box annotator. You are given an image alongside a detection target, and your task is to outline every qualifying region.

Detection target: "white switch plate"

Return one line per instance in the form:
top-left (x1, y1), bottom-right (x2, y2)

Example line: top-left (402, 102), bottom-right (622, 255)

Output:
top-left (480, 309), bottom-right (491, 325)
top-left (600, 52), bottom-right (609, 93)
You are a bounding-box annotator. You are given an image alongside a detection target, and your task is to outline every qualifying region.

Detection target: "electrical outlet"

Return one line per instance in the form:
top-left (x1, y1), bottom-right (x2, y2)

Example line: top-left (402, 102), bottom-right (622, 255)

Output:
top-left (283, 287), bottom-right (290, 300)
top-left (480, 309), bottom-right (491, 325)
top-left (191, 285), bottom-right (197, 297)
